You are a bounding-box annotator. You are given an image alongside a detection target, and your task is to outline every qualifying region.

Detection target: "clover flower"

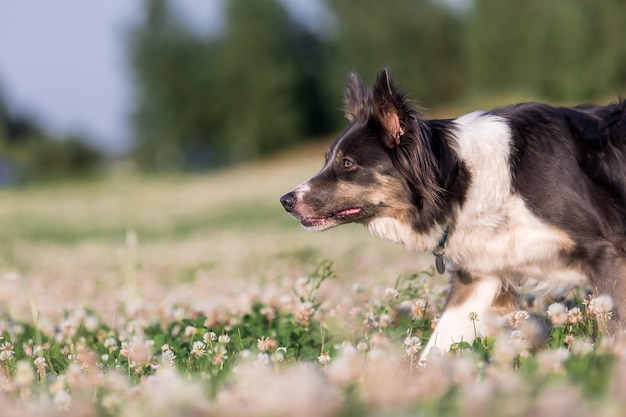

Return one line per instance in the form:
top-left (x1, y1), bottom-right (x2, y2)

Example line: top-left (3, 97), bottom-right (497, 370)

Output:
top-left (34, 357), bottom-right (47, 377)
top-left (257, 337), bottom-right (278, 352)
top-left (0, 341), bottom-right (14, 361)
top-left (404, 335), bottom-right (422, 357)
top-left (317, 351), bottom-right (331, 365)
top-left (190, 341), bottom-right (207, 357)
top-left (357, 342), bottom-right (369, 352)
top-left (547, 303), bottom-right (568, 326)
top-left (104, 337), bottom-right (118, 353)
top-left (212, 345), bottom-right (228, 366)
top-left (567, 307), bottom-right (583, 325)
top-left (411, 300), bottom-right (427, 320)
top-left (203, 332), bottom-right (216, 344)
top-left (162, 349), bottom-right (176, 366)
top-left (296, 301), bottom-right (316, 325)
top-left (508, 310), bottom-right (530, 328)
top-left (590, 294), bottom-right (614, 321)
top-left (384, 288), bottom-right (399, 300)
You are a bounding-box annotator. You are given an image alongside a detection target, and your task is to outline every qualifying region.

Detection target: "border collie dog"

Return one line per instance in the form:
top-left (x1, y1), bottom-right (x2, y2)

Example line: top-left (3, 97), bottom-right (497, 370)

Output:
top-left (280, 69), bottom-right (626, 361)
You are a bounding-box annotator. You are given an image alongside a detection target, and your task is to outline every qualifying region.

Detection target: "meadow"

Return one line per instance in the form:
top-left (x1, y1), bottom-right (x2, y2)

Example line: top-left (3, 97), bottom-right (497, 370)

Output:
top-left (0, 144), bottom-right (624, 416)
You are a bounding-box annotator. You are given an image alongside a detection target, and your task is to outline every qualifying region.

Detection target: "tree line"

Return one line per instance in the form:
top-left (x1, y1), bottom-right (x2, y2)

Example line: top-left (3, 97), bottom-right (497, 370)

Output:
top-left (113, 0), bottom-right (626, 170)
top-left (0, 91), bottom-right (102, 184)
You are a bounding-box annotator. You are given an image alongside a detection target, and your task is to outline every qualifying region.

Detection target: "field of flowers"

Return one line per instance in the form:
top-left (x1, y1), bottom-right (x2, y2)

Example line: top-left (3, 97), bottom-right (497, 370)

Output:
top-left (0, 149), bottom-right (625, 416)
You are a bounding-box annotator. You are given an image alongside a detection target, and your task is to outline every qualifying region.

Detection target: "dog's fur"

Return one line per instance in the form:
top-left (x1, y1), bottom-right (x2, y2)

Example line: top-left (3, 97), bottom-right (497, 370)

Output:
top-left (280, 69), bottom-right (626, 361)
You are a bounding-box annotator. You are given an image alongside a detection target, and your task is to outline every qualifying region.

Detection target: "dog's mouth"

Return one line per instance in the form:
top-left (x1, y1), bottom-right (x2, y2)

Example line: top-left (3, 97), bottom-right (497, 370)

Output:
top-left (300, 207), bottom-right (364, 229)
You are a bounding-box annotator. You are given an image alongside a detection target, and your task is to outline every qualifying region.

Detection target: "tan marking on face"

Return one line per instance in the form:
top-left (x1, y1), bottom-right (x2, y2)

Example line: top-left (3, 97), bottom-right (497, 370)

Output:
top-left (329, 172), bottom-right (408, 215)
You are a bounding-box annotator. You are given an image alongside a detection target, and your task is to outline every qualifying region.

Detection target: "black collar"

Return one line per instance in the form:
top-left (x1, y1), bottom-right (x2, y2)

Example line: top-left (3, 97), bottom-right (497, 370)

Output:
top-left (432, 225), bottom-right (450, 274)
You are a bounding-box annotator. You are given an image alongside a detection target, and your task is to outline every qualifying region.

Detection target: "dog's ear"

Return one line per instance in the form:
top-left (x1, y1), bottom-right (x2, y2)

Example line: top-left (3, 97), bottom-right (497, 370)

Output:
top-left (372, 68), bottom-right (405, 147)
top-left (344, 73), bottom-right (370, 122)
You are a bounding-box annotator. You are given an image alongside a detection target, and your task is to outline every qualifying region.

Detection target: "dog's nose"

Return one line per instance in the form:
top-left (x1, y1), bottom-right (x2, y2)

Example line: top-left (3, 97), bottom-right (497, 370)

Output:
top-left (280, 192), bottom-right (295, 212)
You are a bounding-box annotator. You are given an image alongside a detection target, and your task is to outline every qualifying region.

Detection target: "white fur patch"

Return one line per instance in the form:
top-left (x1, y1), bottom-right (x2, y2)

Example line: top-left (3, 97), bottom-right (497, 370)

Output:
top-left (292, 182), bottom-right (311, 199)
top-left (420, 275), bottom-right (502, 362)
top-left (366, 217), bottom-right (442, 253)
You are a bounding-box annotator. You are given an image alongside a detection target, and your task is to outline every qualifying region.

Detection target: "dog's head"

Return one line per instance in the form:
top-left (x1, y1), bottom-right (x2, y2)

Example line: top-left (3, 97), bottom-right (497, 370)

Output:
top-left (280, 69), bottom-right (444, 233)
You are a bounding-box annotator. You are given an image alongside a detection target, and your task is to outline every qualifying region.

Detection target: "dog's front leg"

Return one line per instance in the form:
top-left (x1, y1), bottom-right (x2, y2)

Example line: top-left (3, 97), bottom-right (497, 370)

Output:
top-left (419, 271), bottom-right (511, 364)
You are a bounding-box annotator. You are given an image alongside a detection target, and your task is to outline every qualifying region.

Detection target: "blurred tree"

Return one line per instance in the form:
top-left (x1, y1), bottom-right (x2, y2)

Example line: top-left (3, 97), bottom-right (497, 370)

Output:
top-left (464, 0), bottom-right (626, 101)
top-left (323, 0), bottom-right (463, 116)
top-left (129, 0), bottom-right (207, 170)
top-left (129, 0), bottom-right (333, 170)
top-left (0, 90), bottom-right (103, 183)
top-left (213, 0), bottom-right (333, 162)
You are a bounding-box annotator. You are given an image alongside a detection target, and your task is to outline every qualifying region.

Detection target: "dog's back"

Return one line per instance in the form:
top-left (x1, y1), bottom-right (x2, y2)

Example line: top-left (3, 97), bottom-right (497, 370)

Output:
top-left (574, 100), bottom-right (626, 203)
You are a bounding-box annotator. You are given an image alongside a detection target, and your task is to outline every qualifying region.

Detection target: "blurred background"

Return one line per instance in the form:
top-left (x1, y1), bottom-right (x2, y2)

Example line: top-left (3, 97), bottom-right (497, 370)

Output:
top-left (1, 0), bottom-right (625, 183)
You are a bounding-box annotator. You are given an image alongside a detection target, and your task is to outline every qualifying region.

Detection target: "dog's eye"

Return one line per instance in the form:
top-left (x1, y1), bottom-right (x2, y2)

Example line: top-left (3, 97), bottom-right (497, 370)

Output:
top-left (342, 158), bottom-right (355, 169)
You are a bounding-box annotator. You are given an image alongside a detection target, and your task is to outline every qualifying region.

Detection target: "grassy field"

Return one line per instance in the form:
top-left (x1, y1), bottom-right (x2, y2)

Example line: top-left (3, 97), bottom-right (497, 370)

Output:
top-left (0, 146), bottom-right (624, 416)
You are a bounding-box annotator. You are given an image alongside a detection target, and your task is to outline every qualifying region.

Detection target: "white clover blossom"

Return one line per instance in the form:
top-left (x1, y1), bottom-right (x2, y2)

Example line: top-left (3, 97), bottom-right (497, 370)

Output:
top-left (384, 288), bottom-right (399, 300)
top-left (508, 310), bottom-right (530, 327)
top-left (212, 345), bottom-right (228, 365)
top-left (317, 351), bottom-right (331, 365)
top-left (104, 338), bottom-right (118, 353)
top-left (119, 341), bottom-right (131, 358)
top-left (296, 302), bottom-right (316, 325)
top-left (411, 300), bottom-right (427, 320)
top-left (162, 349), bottom-right (176, 366)
top-left (547, 303), bottom-right (568, 326)
top-left (592, 294), bottom-right (614, 321)
top-left (584, 294), bottom-right (614, 323)
top-left (0, 341), bottom-right (15, 361)
top-left (404, 336), bottom-right (422, 356)
top-left (190, 341), bottom-right (207, 357)
top-left (203, 332), bottom-right (216, 343)
top-left (34, 357), bottom-right (47, 375)
top-left (566, 307), bottom-right (583, 325)
top-left (257, 336), bottom-right (278, 352)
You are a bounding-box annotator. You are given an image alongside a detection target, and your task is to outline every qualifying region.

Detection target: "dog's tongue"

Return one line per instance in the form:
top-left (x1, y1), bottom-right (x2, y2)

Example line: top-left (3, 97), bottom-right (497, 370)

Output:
top-left (337, 208), bottom-right (361, 216)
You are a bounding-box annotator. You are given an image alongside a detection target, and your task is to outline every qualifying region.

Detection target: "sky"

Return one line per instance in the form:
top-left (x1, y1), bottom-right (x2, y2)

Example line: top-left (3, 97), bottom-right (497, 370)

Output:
top-left (0, 0), bottom-right (330, 156)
